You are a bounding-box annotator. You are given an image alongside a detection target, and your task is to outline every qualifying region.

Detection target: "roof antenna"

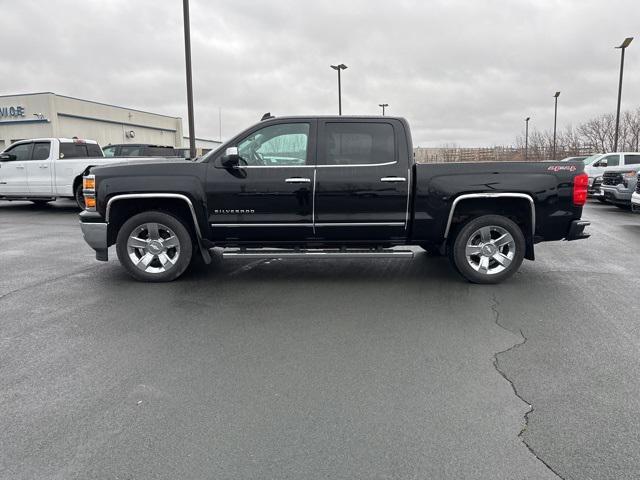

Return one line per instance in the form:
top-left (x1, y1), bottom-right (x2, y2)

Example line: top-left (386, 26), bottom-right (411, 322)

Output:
top-left (261, 112), bottom-right (274, 121)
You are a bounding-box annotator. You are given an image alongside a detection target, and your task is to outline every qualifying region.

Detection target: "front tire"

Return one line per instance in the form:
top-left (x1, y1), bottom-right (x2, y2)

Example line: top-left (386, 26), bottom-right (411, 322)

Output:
top-left (116, 211), bottom-right (193, 282)
top-left (75, 184), bottom-right (85, 210)
top-left (450, 215), bottom-right (525, 284)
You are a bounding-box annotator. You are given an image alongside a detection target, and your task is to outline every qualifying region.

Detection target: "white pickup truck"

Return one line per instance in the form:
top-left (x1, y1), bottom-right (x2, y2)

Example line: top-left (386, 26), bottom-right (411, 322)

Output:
top-left (0, 138), bottom-right (181, 208)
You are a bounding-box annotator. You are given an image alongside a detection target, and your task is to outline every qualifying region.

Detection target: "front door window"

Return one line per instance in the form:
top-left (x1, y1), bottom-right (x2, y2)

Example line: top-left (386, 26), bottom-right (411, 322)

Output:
top-left (237, 123), bottom-right (309, 166)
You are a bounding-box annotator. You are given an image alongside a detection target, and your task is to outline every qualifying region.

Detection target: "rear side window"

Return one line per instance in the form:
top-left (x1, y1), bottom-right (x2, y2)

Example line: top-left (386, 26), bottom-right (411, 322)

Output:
top-left (60, 143), bottom-right (89, 159)
top-left (624, 154), bottom-right (640, 165)
top-left (32, 142), bottom-right (51, 160)
top-left (321, 122), bottom-right (395, 165)
top-left (87, 143), bottom-right (103, 157)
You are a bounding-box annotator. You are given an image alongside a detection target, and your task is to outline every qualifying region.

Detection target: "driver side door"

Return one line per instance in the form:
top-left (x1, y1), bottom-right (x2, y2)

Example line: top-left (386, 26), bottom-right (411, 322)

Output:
top-left (0, 142), bottom-right (32, 195)
top-left (206, 120), bottom-right (317, 243)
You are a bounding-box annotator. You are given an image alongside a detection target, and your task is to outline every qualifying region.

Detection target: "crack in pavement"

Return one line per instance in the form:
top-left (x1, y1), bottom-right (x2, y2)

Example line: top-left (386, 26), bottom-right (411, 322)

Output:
top-left (0, 264), bottom-right (99, 303)
top-left (491, 293), bottom-right (566, 480)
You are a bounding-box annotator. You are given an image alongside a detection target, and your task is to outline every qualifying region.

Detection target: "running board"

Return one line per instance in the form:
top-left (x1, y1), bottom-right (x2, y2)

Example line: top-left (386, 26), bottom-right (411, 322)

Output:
top-left (222, 248), bottom-right (415, 259)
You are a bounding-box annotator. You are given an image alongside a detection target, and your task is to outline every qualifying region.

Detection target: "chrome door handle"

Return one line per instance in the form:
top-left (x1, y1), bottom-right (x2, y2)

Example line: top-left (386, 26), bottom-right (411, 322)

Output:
top-left (39, 165), bottom-right (48, 169)
top-left (285, 177), bottom-right (311, 183)
top-left (380, 176), bottom-right (406, 182)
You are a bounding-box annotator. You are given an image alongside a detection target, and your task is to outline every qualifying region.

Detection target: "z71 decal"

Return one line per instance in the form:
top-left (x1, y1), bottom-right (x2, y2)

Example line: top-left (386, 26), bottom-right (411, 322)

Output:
top-left (547, 165), bottom-right (577, 172)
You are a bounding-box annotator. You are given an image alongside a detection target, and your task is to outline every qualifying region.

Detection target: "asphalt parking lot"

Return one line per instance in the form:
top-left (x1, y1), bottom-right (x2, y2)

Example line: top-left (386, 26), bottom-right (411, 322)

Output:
top-left (1, 199), bottom-right (639, 480)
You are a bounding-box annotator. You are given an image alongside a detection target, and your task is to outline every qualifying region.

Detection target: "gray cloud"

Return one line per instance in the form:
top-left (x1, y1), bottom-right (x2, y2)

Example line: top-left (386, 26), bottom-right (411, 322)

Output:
top-left (1, 0), bottom-right (638, 146)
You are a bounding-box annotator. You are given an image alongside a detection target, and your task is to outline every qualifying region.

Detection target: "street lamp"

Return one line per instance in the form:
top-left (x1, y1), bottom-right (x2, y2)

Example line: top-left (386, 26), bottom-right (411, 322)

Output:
top-left (330, 64), bottom-right (347, 115)
top-left (614, 37), bottom-right (633, 152)
top-left (525, 117), bottom-right (530, 160)
top-left (552, 91), bottom-right (560, 160)
top-left (182, 0), bottom-right (196, 159)
top-left (379, 103), bottom-right (389, 116)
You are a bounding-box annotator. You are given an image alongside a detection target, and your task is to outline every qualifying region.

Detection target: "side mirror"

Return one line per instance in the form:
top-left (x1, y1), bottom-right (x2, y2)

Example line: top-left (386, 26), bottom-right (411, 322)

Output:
top-left (599, 159), bottom-right (608, 167)
top-left (221, 147), bottom-right (240, 167)
top-left (0, 153), bottom-right (16, 161)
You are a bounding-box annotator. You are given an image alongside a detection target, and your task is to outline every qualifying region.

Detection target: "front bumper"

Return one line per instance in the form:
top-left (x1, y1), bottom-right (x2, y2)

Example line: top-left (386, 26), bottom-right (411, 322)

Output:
top-left (587, 177), bottom-right (603, 197)
top-left (566, 220), bottom-right (590, 241)
top-left (632, 192), bottom-right (640, 213)
top-left (80, 218), bottom-right (108, 261)
top-left (600, 185), bottom-right (633, 204)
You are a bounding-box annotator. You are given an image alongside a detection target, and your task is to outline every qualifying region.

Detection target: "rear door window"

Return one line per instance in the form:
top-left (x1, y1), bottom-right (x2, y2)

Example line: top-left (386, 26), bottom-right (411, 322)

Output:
top-left (146, 146), bottom-right (176, 156)
top-left (623, 154), bottom-right (640, 165)
top-left (320, 122), bottom-right (395, 166)
top-left (31, 142), bottom-right (51, 160)
top-left (119, 145), bottom-right (143, 156)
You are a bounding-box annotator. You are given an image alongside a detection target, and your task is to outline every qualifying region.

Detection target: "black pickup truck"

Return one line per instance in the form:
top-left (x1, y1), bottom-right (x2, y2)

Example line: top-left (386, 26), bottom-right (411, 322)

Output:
top-left (79, 115), bottom-right (590, 283)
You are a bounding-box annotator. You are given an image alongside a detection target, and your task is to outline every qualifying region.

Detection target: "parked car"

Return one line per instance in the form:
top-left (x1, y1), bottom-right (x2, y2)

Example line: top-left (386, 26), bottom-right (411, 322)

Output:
top-left (102, 144), bottom-right (180, 158)
top-left (561, 155), bottom-right (588, 162)
top-left (584, 153), bottom-right (640, 201)
top-left (176, 147), bottom-right (214, 160)
top-left (0, 138), bottom-right (184, 209)
top-left (600, 163), bottom-right (640, 209)
top-left (631, 175), bottom-right (640, 213)
top-left (79, 115), bottom-right (590, 284)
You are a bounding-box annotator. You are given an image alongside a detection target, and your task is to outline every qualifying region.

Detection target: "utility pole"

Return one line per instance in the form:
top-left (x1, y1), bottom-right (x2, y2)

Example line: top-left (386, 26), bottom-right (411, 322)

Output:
top-left (525, 117), bottom-right (530, 160)
top-left (182, 0), bottom-right (196, 159)
top-left (330, 64), bottom-right (347, 115)
top-left (379, 103), bottom-right (389, 115)
top-left (614, 37), bottom-right (633, 152)
top-left (552, 91), bottom-right (560, 160)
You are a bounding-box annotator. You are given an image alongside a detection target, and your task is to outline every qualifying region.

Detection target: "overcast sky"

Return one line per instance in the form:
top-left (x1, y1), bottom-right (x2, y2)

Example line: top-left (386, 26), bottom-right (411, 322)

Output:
top-left (1, 0), bottom-right (638, 146)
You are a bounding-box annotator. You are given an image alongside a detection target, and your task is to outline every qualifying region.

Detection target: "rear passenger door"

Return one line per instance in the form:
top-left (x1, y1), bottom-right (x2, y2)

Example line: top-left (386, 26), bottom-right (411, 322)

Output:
top-left (314, 120), bottom-right (410, 242)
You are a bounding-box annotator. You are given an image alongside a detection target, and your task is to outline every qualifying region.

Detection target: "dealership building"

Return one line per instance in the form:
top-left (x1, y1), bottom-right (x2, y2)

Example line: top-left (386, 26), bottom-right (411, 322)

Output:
top-left (0, 92), bottom-right (220, 151)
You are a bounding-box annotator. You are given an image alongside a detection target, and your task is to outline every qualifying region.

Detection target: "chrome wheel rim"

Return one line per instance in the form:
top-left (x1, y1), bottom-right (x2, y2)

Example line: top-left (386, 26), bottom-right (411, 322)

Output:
top-left (465, 225), bottom-right (515, 275)
top-left (127, 222), bottom-right (180, 274)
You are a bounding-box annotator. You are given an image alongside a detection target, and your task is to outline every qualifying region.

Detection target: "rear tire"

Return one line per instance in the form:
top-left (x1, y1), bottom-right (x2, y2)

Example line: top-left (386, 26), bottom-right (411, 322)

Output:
top-left (615, 203), bottom-right (631, 210)
top-left (450, 215), bottom-right (525, 284)
top-left (116, 211), bottom-right (193, 282)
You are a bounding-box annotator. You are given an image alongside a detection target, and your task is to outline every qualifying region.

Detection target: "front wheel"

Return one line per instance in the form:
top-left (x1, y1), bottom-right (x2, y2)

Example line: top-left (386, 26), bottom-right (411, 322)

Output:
top-left (450, 215), bottom-right (525, 284)
top-left (116, 211), bottom-right (193, 282)
top-left (75, 184), bottom-right (85, 210)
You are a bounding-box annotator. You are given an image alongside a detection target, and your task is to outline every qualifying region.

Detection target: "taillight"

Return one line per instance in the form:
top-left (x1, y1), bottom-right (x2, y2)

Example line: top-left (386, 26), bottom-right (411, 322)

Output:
top-left (83, 174), bottom-right (96, 211)
top-left (573, 173), bottom-right (588, 206)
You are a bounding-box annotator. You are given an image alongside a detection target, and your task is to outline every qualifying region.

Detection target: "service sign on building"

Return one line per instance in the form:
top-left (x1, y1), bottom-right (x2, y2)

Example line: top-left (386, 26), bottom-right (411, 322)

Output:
top-left (0, 105), bottom-right (26, 119)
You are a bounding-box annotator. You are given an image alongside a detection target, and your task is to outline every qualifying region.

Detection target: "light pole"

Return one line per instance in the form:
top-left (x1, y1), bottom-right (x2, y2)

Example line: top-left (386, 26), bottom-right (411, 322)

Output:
top-left (182, 0), bottom-right (196, 159)
top-left (330, 64), bottom-right (347, 115)
top-left (379, 103), bottom-right (389, 115)
top-left (614, 37), bottom-right (633, 152)
top-left (552, 91), bottom-right (560, 160)
top-left (525, 117), bottom-right (530, 160)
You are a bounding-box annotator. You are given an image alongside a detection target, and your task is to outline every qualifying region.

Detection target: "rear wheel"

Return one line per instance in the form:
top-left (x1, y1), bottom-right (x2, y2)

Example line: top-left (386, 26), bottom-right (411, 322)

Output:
top-left (116, 211), bottom-right (193, 282)
top-left (450, 215), bottom-right (525, 284)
